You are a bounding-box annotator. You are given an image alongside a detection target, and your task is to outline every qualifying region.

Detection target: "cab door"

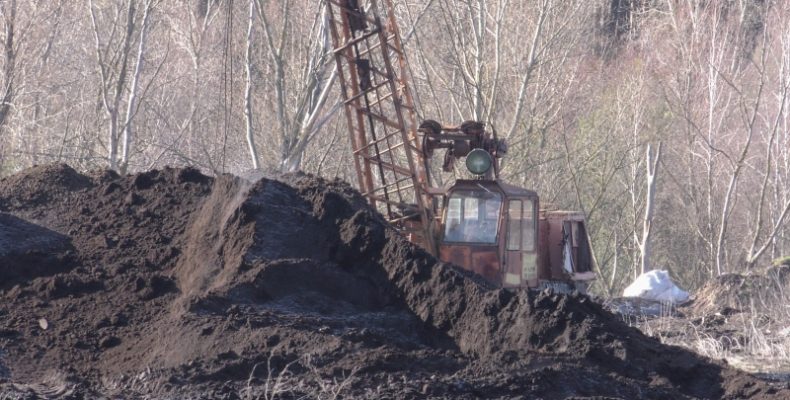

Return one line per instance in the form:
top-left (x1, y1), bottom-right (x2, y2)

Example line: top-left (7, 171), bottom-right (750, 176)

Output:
top-left (504, 198), bottom-right (538, 287)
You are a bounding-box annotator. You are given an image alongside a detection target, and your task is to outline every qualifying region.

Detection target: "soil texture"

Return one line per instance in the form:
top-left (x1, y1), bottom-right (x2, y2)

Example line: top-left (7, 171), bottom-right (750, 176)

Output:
top-left (0, 164), bottom-right (787, 399)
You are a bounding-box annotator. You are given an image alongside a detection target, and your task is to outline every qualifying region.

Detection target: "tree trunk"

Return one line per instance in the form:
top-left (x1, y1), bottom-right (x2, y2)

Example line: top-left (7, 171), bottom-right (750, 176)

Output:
top-left (120, 0), bottom-right (153, 174)
top-left (639, 142), bottom-right (662, 274)
top-left (244, 0), bottom-right (260, 169)
top-left (0, 0), bottom-right (17, 136)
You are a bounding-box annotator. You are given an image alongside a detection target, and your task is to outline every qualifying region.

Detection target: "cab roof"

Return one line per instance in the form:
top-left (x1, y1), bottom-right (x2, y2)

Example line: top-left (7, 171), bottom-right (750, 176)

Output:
top-left (452, 179), bottom-right (539, 198)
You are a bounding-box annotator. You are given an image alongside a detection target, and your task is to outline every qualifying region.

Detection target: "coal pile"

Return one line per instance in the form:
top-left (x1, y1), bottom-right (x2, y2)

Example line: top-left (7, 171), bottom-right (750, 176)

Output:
top-left (0, 164), bottom-right (787, 399)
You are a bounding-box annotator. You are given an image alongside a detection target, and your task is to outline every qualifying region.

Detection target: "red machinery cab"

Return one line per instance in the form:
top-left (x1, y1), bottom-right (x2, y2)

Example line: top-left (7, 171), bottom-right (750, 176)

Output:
top-left (439, 180), bottom-right (596, 292)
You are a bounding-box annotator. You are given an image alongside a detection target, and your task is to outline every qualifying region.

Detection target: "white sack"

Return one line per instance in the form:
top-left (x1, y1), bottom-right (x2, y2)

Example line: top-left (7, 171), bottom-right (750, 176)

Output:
top-left (622, 270), bottom-right (689, 303)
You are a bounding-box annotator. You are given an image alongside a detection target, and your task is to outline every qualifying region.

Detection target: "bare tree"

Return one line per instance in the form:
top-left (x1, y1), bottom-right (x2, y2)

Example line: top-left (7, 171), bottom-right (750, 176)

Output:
top-left (256, 0), bottom-right (338, 172)
top-left (635, 142), bottom-right (662, 275)
top-left (157, 0), bottom-right (222, 171)
top-left (0, 0), bottom-right (17, 136)
top-left (243, 0), bottom-right (259, 169)
top-left (712, 20), bottom-right (767, 276)
top-left (120, 0), bottom-right (154, 174)
top-left (745, 9), bottom-right (790, 268)
top-left (88, 0), bottom-right (137, 171)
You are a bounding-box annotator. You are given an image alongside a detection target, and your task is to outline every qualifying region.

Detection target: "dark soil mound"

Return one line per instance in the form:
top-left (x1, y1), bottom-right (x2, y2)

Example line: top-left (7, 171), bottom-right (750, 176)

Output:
top-left (0, 164), bottom-right (787, 399)
top-left (0, 213), bottom-right (76, 288)
top-left (0, 164), bottom-right (92, 211)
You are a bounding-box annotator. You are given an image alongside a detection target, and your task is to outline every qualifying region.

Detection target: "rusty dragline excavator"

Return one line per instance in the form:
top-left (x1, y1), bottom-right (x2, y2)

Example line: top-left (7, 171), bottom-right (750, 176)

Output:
top-left (324, 0), bottom-right (596, 292)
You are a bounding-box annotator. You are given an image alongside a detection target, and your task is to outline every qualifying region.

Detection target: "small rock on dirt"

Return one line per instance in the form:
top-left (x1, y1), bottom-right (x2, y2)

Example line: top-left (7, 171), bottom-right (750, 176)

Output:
top-left (99, 336), bottom-right (121, 349)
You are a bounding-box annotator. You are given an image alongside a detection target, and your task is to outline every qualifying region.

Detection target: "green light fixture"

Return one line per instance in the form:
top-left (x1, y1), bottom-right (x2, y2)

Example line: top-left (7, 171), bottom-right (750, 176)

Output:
top-left (466, 148), bottom-right (493, 175)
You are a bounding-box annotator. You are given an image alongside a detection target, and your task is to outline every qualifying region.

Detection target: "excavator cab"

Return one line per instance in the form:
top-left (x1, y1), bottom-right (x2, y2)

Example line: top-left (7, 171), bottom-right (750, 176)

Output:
top-left (439, 179), bottom-right (595, 292)
top-left (440, 180), bottom-right (539, 288)
top-left (434, 140), bottom-right (595, 292)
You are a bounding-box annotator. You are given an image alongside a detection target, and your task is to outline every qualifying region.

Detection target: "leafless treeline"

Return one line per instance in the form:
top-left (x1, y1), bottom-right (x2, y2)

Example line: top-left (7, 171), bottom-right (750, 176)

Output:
top-left (1, 0), bottom-right (788, 293)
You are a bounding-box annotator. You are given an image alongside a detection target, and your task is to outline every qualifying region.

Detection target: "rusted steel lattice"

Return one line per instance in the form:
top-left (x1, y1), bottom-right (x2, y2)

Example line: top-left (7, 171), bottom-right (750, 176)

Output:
top-left (325, 0), bottom-right (436, 253)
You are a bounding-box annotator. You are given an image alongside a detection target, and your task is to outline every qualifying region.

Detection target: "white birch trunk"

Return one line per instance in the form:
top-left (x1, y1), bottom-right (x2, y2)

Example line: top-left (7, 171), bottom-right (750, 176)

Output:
top-left (244, 0), bottom-right (260, 169)
top-left (120, 0), bottom-right (153, 174)
top-left (639, 142), bottom-right (662, 274)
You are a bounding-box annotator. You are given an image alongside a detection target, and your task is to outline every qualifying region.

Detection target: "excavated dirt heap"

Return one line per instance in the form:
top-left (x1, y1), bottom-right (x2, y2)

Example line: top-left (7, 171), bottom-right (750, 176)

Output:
top-left (0, 164), bottom-right (787, 399)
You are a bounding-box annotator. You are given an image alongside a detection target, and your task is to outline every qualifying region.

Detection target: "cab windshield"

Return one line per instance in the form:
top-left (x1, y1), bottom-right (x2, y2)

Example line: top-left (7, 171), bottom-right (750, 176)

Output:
top-left (443, 189), bottom-right (502, 244)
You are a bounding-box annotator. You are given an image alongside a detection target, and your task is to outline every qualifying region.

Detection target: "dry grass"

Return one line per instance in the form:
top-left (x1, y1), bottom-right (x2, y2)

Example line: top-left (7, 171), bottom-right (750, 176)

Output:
top-left (241, 350), bottom-right (360, 400)
top-left (630, 277), bottom-right (790, 377)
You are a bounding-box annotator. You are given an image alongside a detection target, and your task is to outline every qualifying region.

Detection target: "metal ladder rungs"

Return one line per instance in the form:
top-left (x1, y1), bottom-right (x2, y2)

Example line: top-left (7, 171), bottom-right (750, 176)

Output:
top-left (354, 131), bottom-right (400, 154)
top-left (333, 29), bottom-right (381, 54)
top-left (359, 157), bottom-right (412, 175)
top-left (362, 176), bottom-right (412, 196)
top-left (348, 104), bottom-right (402, 130)
top-left (343, 80), bottom-right (390, 105)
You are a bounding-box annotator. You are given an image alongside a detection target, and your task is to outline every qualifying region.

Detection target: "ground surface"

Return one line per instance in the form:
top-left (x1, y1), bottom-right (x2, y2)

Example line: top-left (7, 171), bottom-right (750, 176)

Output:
top-left (622, 266), bottom-right (790, 382)
top-left (0, 164), bottom-right (788, 399)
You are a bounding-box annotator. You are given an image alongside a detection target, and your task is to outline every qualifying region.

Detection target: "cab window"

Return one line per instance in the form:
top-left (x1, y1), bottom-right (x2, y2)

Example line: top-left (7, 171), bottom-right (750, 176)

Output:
top-left (443, 189), bottom-right (502, 244)
top-left (507, 199), bottom-right (536, 251)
